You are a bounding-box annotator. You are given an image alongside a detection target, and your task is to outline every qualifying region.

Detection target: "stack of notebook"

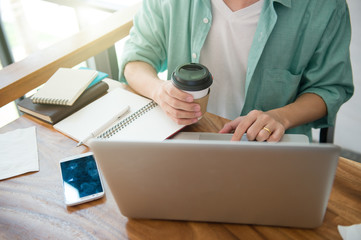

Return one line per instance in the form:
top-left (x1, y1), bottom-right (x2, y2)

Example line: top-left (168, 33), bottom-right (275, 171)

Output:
top-left (18, 68), bottom-right (109, 124)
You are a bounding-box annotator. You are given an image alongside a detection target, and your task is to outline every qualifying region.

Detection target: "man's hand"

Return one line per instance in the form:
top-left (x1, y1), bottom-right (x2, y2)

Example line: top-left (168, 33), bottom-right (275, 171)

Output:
top-left (124, 61), bottom-right (202, 125)
top-left (152, 81), bottom-right (202, 125)
top-left (219, 110), bottom-right (286, 142)
top-left (219, 93), bottom-right (327, 142)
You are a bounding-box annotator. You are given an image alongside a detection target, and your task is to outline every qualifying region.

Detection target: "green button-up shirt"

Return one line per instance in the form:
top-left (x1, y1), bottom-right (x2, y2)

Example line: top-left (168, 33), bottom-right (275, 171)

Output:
top-left (120, 0), bottom-right (354, 138)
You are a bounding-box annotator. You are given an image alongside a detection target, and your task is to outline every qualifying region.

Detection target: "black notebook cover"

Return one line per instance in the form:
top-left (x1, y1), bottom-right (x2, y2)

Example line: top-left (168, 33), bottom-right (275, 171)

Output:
top-left (18, 81), bottom-right (109, 124)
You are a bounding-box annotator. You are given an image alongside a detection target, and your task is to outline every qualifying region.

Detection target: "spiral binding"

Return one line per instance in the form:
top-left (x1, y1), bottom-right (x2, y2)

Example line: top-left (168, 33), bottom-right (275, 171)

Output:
top-left (97, 101), bottom-right (158, 139)
top-left (32, 97), bottom-right (69, 105)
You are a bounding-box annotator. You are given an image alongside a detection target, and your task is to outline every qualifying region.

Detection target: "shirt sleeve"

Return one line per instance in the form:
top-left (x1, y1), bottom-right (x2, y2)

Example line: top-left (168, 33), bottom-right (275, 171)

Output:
top-left (118, 0), bottom-right (168, 83)
top-left (298, 2), bottom-right (354, 128)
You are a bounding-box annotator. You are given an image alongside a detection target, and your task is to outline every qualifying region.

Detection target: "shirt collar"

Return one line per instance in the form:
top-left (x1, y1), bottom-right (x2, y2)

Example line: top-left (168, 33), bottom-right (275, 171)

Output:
top-left (204, 0), bottom-right (291, 9)
top-left (270, 0), bottom-right (292, 8)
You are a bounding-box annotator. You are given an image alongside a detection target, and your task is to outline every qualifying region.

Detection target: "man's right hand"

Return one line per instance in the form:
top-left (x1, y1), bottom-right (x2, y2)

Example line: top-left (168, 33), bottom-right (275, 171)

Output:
top-left (152, 81), bottom-right (202, 125)
top-left (124, 61), bottom-right (202, 125)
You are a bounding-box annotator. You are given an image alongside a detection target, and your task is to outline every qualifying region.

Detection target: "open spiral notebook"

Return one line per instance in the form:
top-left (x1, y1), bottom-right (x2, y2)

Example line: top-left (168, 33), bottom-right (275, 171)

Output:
top-left (53, 87), bottom-right (185, 146)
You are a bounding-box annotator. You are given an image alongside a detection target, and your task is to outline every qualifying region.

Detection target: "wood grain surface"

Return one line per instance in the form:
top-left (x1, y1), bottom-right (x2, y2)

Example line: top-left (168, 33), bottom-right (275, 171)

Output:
top-left (0, 113), bottom-right (360, 240)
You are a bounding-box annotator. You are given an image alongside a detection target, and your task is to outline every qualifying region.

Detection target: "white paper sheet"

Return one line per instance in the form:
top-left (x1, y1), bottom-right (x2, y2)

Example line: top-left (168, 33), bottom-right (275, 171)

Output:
top-left (0, 126), bottom-right (39, 180)
top-left (338, 224), bottom-right (361, 240)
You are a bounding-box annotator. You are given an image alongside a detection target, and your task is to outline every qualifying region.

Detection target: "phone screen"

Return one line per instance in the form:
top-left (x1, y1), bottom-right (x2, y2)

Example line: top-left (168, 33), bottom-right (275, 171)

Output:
top-left (60, 154), bottom-right (103, 205)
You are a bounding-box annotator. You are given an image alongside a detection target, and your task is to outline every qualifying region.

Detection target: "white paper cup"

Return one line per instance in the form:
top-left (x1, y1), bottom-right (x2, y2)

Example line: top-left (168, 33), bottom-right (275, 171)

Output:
top-left (172, 63), bottom-right (213, 116)
top-left (184, 88), bottom-right (209, 99)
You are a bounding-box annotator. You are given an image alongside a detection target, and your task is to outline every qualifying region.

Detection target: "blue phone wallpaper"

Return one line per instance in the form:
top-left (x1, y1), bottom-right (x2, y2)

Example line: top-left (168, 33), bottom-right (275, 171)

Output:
top-left (61, 155), bottom-right (103, 198)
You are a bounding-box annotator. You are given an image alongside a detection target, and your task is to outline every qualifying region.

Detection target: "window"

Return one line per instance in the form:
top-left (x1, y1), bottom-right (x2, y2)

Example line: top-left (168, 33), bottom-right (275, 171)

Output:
top-left (0, 0), bottom-right (140, 127)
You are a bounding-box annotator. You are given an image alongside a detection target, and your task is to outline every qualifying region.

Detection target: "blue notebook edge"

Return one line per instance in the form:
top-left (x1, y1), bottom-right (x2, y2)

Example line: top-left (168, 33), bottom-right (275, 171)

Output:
top-left (79, 67), bottom-right (109, 88)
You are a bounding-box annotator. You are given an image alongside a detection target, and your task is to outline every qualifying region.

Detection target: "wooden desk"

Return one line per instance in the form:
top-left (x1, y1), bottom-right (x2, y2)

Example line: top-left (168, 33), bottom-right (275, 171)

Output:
top-left (1, 113), bottom-right (360, 239)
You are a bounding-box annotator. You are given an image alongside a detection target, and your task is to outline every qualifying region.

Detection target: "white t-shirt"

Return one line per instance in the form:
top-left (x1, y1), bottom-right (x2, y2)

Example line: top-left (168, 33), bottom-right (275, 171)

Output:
top-left (200, 0), bottom-right (263, 120)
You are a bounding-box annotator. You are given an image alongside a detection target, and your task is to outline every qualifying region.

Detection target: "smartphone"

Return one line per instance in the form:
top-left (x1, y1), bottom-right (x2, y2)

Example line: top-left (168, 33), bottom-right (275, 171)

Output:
top-left (59, 152), bottom-right (104, 206)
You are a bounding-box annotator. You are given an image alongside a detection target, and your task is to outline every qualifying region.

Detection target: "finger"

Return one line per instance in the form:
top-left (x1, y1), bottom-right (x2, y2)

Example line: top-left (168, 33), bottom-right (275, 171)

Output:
top-left (173, 117), bottom-right (199, 125)
top-left (255, 126), bottom-right (273, 142)
top-left (246, 113), bottom-right (273, 141)
top-left (231, 116), bottom-right (257, 141)
top-left (167, 113), bottom-right (199, 125)
top-left (165, 105), bottom-right (202, 119)
top-left (219, 117), bottom-right (243, 134)
top-left (165, 82), bottom-right (194, 103)
top-left (267, 128), bottom-right (284, 142)
top-left (219, 122), bottom-right (237, 133)
top-left (232, 128), bottom-right (247, 141)
top-left (162, 83), bottom-right (202, 113)
top-left (164, 94), bottom-right (201, 112)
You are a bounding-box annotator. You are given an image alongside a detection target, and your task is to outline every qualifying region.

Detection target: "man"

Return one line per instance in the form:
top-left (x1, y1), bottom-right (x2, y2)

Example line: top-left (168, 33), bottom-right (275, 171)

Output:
top-left (120, 0), bottom-right (354, 142)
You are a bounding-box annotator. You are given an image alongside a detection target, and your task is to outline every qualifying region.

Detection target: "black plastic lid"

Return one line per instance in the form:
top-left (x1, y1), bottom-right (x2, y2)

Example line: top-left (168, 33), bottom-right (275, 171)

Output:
top-left (171, 63), bottom-right (213, 91)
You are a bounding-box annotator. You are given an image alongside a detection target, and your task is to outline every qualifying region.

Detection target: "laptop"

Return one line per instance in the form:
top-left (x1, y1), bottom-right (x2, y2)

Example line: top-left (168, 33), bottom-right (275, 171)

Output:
top-left (171, 132), bottom-right (309, 142)
top-left (89, 133), bottom-right (340, 228)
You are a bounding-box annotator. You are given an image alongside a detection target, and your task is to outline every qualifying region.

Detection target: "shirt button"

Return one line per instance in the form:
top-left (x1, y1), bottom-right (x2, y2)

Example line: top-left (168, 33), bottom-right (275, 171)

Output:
top-left (203, 18), bottom-right (209, 24)
top-left (192, 53), bottom-right (197, 59)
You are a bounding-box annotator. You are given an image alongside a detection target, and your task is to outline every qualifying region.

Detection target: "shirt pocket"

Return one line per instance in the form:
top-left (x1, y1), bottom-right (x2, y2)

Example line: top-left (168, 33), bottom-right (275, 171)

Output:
top-left (260, 68), bottom-right (302, 110)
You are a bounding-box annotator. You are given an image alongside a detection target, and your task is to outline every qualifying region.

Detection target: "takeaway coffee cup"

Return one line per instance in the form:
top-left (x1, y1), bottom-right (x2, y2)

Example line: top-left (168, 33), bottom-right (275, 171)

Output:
top-left (171, 63), bottom-right (213, 115)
